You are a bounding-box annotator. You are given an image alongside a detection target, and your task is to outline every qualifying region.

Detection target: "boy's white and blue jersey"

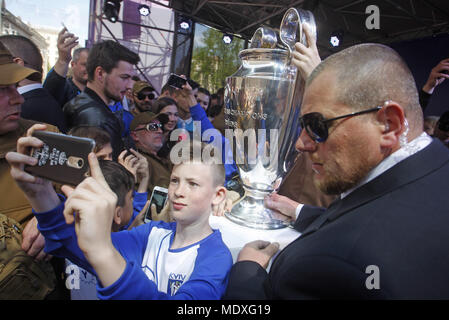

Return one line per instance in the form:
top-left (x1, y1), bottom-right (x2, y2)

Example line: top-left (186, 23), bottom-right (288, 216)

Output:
top-left (34, 197), bottom-right (233, 300)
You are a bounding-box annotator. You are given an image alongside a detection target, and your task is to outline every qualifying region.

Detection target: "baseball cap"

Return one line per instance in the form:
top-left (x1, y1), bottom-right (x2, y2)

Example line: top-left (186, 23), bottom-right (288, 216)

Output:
top-left (0, 42), bottom-right (40, 85)
top-left (130, 112), bottom-right (169, 131)
top-left (133, 81), bottom-right (155, 94)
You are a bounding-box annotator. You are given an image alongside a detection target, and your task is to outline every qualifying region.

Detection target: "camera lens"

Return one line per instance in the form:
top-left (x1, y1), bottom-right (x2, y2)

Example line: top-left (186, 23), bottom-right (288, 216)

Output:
top-left (78, 159), bottom-right (84, 167)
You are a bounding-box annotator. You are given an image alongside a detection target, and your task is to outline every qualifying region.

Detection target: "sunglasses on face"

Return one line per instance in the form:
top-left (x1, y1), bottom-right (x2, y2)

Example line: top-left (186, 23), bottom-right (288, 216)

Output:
top-left (137, 92), bottom-right (156, 100)
top-left (134, 122), bottom-right (163, 132)
top-left (299, 106), bottom-right (382, 143)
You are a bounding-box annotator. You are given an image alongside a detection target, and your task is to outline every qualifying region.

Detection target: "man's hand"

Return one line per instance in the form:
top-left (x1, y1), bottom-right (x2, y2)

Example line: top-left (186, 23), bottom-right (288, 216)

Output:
top-left (61, 153), bottom-right (126, 287)
top-left (422, 58), bottom-right (449, 94)
top-left (174, 75), bottom-right (197, 113)
top-left (127, 200), bottom-right (149, 230)
top-left (6, 124), bottom-right (61, 212)
top-left (264, 192), bottom-right (299, 222)
top-left (54, 27), bottom-right (79, 77)
top-left (21, 216), bottom-right (51, 261)
top-left (118, 149), bottom-right (149, 193)
top-left (292, 24), bottom-right (321, 80)
top-left (118, 149), bottom-right (140, 179)
top-left (237, 240), bottom-right (280, 269)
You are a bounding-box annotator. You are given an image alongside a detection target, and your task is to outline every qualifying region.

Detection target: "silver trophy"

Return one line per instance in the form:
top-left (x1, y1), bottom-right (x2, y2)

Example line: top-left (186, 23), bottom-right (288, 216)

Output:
top-left (224, 8), bottom-right (316, 229)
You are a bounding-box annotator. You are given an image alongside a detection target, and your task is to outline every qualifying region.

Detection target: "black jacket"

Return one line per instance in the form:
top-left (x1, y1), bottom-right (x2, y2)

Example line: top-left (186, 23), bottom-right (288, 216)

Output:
top-left (21, 87), bottom-right (67, 133)
top-left (43, 68), bottom-right (81, 108)
top-left (225, 140), bottom-right (449, 299)
top-left (63, 87), bottom-right (124, 159)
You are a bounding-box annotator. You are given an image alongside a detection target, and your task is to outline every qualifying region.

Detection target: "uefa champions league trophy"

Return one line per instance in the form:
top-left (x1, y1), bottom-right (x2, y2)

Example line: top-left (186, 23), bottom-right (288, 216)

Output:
top-left (224, 8), bottom-right (317, 229)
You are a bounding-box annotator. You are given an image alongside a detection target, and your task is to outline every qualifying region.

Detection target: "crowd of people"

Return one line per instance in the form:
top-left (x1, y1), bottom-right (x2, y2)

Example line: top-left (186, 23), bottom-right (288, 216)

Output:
top-left (0, 21), bottom-right (448, 300)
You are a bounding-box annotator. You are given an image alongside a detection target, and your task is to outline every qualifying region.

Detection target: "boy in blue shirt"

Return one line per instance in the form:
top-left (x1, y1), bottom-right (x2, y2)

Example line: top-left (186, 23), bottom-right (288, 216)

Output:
top-left (6, 126), bottom-right (232, 299)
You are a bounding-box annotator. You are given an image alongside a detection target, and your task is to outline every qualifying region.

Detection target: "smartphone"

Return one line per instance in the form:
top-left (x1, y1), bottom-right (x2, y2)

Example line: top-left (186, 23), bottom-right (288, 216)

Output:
top-left (24, 131), bottom-right (96, 186)
top-left (167, 74), bottom-right (187, 89)
top-left (144, 186), bottom-right (168, 223)
top-left (187, 78), bottom-right (199, 90)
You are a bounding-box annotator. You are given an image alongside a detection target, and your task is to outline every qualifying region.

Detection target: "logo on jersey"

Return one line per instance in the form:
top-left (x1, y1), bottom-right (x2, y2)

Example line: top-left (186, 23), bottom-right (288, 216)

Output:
top-left (168, 273), bottom-right (186, 295)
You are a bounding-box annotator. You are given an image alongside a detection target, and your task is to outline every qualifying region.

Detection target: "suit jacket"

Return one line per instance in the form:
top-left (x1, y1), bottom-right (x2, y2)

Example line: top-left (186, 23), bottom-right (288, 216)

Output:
top-left (21, 88), bottom-right (67, 133)
top-left (224, 139), bottom-right (449, 299)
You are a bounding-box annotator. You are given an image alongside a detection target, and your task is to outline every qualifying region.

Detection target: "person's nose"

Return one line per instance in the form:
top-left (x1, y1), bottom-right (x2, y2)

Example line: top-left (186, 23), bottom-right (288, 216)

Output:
top-left (9, 87), bottom-right (24, 106)
top-left (174, 182), bottom-right (186, 198)
top-left (295, 129), bottom-right (318, 153)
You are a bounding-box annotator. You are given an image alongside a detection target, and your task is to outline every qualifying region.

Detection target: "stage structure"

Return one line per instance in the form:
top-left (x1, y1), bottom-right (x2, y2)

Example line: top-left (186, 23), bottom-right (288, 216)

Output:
top-left (88, 0), bottom-right (188, 94)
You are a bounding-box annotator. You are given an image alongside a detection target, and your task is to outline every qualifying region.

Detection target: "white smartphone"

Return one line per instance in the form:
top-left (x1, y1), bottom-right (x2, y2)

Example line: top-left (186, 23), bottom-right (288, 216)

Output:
top-left (144, 186), bottom-right (168, 223)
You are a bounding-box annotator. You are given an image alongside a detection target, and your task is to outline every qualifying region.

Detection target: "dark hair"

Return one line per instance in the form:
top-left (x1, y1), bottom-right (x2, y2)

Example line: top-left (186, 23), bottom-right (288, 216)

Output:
top-left (437, 111), bottom-right (449, 132)
top-left (198, 87), bottom-right (210, 97)
top-left (86, 40), bottom-right (140, 81)
top-left (72, 47), bottom-right (89, 62)
top-left (0, 35), bottom-right (43, 80)
top-left (98, 160), bottom-right (135, 207)
top-left (154, 97), bottom-right (178, 114)
top-left (68, 126), bottom-right (111, 154)
top-left (207, 104), bottom-right (223, 118)
top-left (161, 83), bottom-right (176, 96)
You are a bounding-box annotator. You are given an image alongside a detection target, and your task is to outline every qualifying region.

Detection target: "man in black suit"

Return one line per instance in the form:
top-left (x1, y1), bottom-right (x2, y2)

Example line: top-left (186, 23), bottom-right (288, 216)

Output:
top-left (0, 35), bottom-right (67, 133)
top-left (224, 43), bottom-right (449, 299)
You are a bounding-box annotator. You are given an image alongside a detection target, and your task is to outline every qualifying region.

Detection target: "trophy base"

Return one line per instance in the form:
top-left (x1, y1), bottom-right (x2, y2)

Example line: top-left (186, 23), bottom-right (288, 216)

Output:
top-left (225, 194), bottom-right (290, 230)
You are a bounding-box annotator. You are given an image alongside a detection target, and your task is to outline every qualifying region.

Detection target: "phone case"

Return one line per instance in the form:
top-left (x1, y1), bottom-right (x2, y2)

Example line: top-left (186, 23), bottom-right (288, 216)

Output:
top-left (24, 131), bottom-right (96, 186)
top-left (167, 74), bottom-right (186, 89)
top-left (144, 187), bottom-right (168, 222)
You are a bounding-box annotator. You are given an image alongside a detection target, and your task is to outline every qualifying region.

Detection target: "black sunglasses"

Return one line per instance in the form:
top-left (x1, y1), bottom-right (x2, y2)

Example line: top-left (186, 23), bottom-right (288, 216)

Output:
top-left (137, 92), bottom-right (156, 100)
top-left (299, 106), bottom-right (382, 143)
top-left (134, 122), bottom-right (163, 132)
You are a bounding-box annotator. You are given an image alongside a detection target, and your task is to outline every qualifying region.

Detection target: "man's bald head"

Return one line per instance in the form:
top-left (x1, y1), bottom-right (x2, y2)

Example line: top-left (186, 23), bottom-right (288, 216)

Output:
top-left (307, 43), bottom-right (423, 137)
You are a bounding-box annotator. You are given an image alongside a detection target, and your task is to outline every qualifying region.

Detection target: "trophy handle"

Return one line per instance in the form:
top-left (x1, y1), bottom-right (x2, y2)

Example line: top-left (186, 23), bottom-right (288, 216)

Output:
top-left (280, 8), bottom-right (317, 57)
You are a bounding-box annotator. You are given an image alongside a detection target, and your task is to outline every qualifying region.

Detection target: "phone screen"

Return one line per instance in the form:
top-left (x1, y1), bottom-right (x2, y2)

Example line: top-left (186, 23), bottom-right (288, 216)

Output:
top-left (144, 188), bottom-right (168, 222)
top-left (167, 74), bottom-right (186, 89)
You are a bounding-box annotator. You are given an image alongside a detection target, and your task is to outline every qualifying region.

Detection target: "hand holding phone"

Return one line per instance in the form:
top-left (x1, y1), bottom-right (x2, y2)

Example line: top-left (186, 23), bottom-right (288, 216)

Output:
top-left (24, 131), bottom-right (95, 186)
top-left (144, 186), bottom-right (168, 223)
top-left (167, 73), bottom-right (187, 89)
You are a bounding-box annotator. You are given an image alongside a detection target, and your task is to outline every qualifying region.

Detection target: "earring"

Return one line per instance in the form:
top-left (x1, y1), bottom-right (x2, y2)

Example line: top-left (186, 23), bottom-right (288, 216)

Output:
top-left (399, 118), bottom-right (409, 147)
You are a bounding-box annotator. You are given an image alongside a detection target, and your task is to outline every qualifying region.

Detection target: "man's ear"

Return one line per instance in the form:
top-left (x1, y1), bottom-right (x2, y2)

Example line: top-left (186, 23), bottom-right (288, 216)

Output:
top-left (130, 130), bottom-right (138, 142)
top-left (376, 101), bottom-right (406, 151)
top-left (211, 186), bottom-right (227, 206)
top-left (95, 66), bottom-right (106, 83)
top-left (13, 57), bottom-right (25, 66)
top-left (112, 206), bottom-right (123, 231)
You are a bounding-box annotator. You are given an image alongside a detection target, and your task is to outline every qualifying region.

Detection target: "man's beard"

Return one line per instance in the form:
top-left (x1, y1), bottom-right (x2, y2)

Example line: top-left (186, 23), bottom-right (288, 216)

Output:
top-left (136, 102), bottom-right (152, 112)
top-left (104, 81), bottom-right (122, 102)
top-left (314, 156), bottom-right (375, 195)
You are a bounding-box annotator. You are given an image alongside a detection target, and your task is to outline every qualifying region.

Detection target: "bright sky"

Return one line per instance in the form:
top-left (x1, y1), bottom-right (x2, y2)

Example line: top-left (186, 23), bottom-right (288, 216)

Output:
top-left (4, 0), bottom-right (90, 44)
